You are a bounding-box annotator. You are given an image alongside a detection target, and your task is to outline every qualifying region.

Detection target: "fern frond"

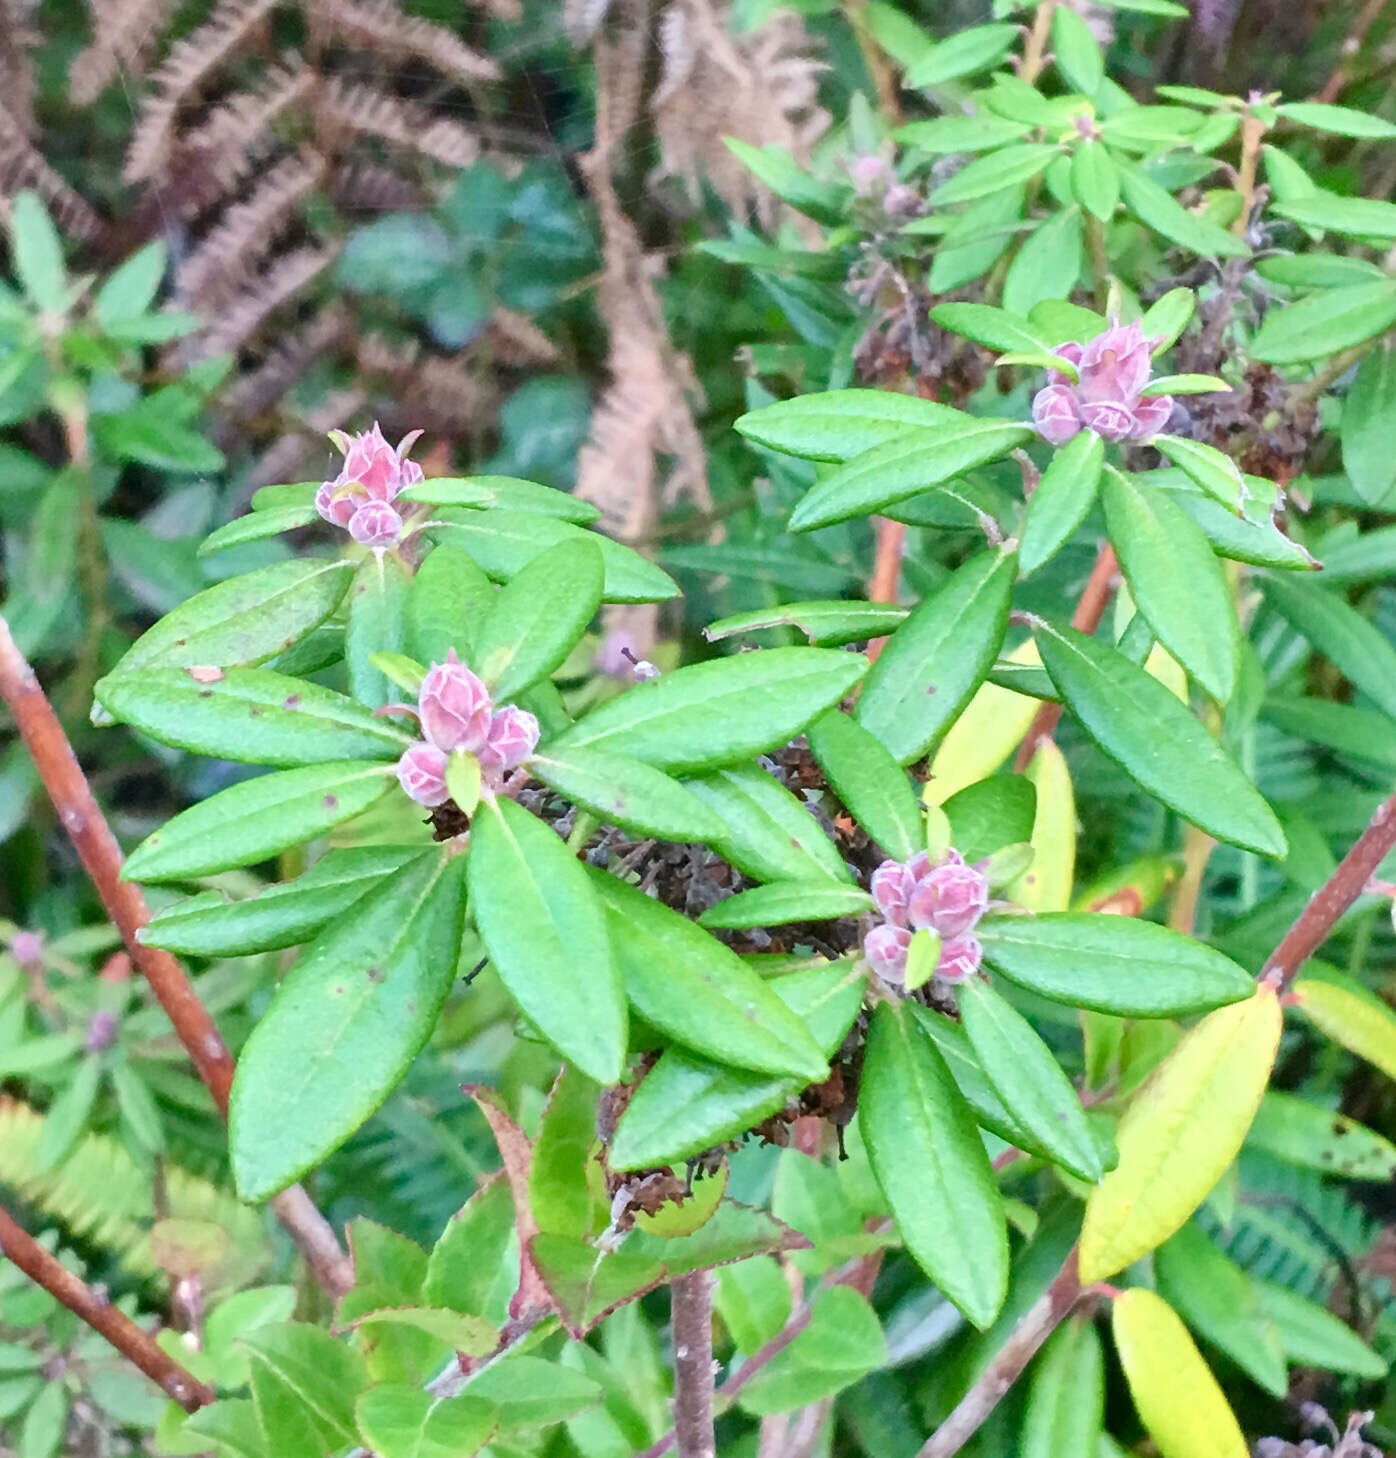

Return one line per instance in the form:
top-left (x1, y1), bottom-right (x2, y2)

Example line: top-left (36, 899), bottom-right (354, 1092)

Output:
top-left (487, 307), bottom-right (560, 368)
top-left (330, 159), bottom-right (425, 214)
top-left (70, 0), bottom-right (174, 105)
top-left (315, 77), bottom-right (480, 169)
top-left (309, 0), bottom-right (499, 86)
top-left (0, 0), bottom-right (37, 130)
top-left (0, 1098), bottom-right (267, 1293)
top-left (219, 301), bottom-right (351, 422)
top-left (0, 104), bottom-right (104, 241)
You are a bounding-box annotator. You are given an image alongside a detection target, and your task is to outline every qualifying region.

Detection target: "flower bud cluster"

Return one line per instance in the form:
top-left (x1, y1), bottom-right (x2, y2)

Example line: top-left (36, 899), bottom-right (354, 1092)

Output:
top-left (1031, 321), bottom-right (1174, 446)
top-left (395, 649), bottom-right (540, 808)
top-left (314, 423), bottom-right (424, 549)
top-left (863, 849), bottom-right (989, 987)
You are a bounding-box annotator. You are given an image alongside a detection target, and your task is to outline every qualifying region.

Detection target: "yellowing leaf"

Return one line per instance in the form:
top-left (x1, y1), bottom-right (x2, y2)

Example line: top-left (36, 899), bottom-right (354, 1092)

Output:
top-left (1080, 986), bottom-right (1279, 1282)
top-left (1008, 738), bottom-right (1075, 911)
top-left (1111, 1288), bottom-right (1248, 1458)
top-left (1293, 974), bottom-right (1396, 1082)
top-left (928, 638), bottom-right (1042, 802)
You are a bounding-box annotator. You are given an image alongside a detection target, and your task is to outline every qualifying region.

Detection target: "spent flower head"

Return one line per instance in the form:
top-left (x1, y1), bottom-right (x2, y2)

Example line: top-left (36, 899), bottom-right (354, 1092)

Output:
top-left (1031, 321), bottom-right (1173, 446)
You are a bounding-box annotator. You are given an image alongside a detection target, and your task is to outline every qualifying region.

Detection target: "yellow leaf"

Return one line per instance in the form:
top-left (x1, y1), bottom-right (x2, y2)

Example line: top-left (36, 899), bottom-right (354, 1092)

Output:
top-left (927, 639), bottom-right (1041, 802)
top-left (1008, 738), bottom-right (1075, 911)
top-left (1145, 641), bottom-right (1187, 702)
top-left (1080, 985), bottom-right (1279, 1282)
top-left (1112, 1288), bottom-right (1248, 1458)
top-left (1293, 974), bottom-right (1396, 1082)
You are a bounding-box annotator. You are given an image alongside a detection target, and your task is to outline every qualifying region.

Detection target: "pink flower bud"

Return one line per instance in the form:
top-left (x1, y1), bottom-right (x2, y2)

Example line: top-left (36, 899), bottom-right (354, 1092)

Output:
top-left (348, 500), bottom-right (403, 548)
top-left (850, 154), bottom-right (895, 196)
top-left (908, 857), bottom-right (989, 938)
top-left (315, 480), bottom-right (361, 527)
top-left (1128, 393), bottom-right (1173, 438)
top-left (864, 923), bottom-right (911, 984)
top-left (1032, 384), bottom-right (1083, 445)
top-left (1045, 341), bottom-right (1084, 389)
top-left (84, 1009), bottom-right (119, 1054)
top-left (871, 860), bottom-right (915, 927)
top-left (935, 934), bottom-right (982, 984)
top-left (418, 649), bottom-right (493, 754)
top-left (9, 930), bottom-right (42, 969)
top-left (340, 422), bottom-right (402, 500)
top-left (1078, 398), bottom-right (1136, 442)
top-left (396, 742), bottom-right (450, 807)
top-left (1077, 321), bottom-right (1151, 403)
top-left (478, 705), bottom-right (540, 772)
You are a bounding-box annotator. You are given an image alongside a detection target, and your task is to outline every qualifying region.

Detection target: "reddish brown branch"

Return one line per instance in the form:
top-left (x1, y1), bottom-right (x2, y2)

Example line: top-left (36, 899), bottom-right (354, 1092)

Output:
top-left (671, 1271), bottom-right (716, 1458)
top-left (0, 614), bottom-right (352, 1298)
top-left (1315, 0), bottom-right (1390, 102)
top-left (1013, 542), bottom-right (1118, 771)
top-left (0, 1203), bottom-right (215, 1411)
top-left (866, 518), bottom-right (907, 662)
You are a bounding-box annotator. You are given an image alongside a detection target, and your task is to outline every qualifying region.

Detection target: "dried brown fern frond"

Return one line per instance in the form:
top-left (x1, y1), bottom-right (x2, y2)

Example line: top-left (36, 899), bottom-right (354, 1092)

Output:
top-left (355, 334), bottom-right (498, 437)
top-left (218, 301), bottom-right (351, 424)
top-left (0, 0), bottom-right (38, 131)
top-left (487, 307), bottom-right (560, 368)
top-left (308, 0), bottom-right (499, 86)
top-left (124, 0), bottom-right (280, 183)
top-left (176, 144), bottom-right (327, 311)
top-left (0, 104), bottom-right (104, 241)
top-left (70, 0), bottom-right (174, 105)
top-left (330, 159), bottom-right (425, 214)
top-left (314, 77), bottom-right (480, 169)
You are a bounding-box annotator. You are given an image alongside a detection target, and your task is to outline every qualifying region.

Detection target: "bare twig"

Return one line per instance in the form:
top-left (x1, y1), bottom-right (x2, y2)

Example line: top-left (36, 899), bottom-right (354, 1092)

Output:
top-left (1232, 103), bottom-right (1269, 239)
top-left (0, 1203), bottom-right (215, 1412)
top-left (1316, 0), bottom-right (1391, 102)
top-left (671, 1272), bottom-right (717, 1458)
top-left (866, 518), bottom-right (907, 661)
top-left (0, 614), bottom-right (353, 1298)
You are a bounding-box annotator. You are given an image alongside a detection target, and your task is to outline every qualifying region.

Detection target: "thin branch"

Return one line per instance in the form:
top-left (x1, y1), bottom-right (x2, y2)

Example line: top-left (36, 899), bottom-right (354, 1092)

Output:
top-left (0, 614), bottom-right (353, 1298)
top-left (0, 1203), bottom-right (215, 1412)
top-left (671, 1271), bottom-right (717, 1458)
top-left (1316, 0), bottom-right (1391, 102)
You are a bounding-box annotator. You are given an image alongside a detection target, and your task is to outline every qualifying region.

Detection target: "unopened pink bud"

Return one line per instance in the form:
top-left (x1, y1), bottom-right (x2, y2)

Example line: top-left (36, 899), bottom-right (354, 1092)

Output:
top-left (864, 923), bottom-right (911, 984)
top-left (1129, 393), bottom-right (1173, 437)
top-left (870, 860), bottom-right (915, 927)
top-left (9, 930), bottom-right (42, 969)
top-left (396, 742), bottom-right (450, 807)
top-left (1045, 341), bottom-right (1083, 388)
top-left (478, 705), bottom-right (540, 772)
top-left (936, 934), bottom-right (982, 984)
top-left (908, 857), bottom-right (989, 938)
top-left (340, 422), bottom-right (400, 500)
top-left (1032, 384), bottom-right (1083, 445)
top-left (348, 500), bottom-right (403, 547)
top-left (315, 480), bottom-right (361, 527)
top-left (418, 649), bottom-right (493, 754)
top-left (84, 1009), bottom-right (119, 1054)
top-left (1078, 398), bottom-right (1136, 442)
top-left (1078, 321), bottom-right (1151, 403)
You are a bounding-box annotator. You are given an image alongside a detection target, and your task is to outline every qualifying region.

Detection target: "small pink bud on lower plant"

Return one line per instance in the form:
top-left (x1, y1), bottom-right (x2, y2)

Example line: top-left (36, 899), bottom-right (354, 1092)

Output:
top-left (863, 848), bottom-right (990, 988)
top-left (9, 930), bottom-right (43, 968)
top-left (907, 856), bottom-right (989, 939)
top-left (418, 649), bottom-right (493, 755)
top-left (934, 934), bottom-right (982, 985)
top-left (396, 742), bottom-right (450, 807)
top-left (478, 705), bottom-right (540, 772)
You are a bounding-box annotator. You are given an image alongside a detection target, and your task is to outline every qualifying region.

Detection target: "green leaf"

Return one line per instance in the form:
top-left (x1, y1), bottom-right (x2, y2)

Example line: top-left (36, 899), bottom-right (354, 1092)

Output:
top-left (609, 961), bottom-right (865, 1170)
top-left (141, 847), bottom-right (424, 956)
top-left (37, 1057), bottom-right (101, 1171)
top-left (1021, 1319), bottom-right (1105, 1458)
top-left (856, 548), bottom-right (1015, 765)
top-left (457, 1356), bottom-right (600, 1430)
top-left (423, 1178), bottom-right (516, 1322)
top-left (1139, 373), bottom-right (1229, 396)
top-left (1143, 469), bottom-right (1315, 571)
top-left (10, 192), bottom-right (65, 312)
top-left (229, 854), bottom-right (467, 1201)
top-left (1100, 106), bottom-right (1205, 149)
top-left (352, 1308), bottom-right (496, 1356)
top-left (105, 558), bottom-right (353, 676)
top-left (704, 600), bottom-right (908, 646)
top-left (1119, 166), bottom-right (1249, 258)
top-left (1034, 620), bottom-right (1286, 856)
top-left (1293, 972), bottom-right (1396, 1081)
top-left (398, 474), bottom-right (600, 523)
top-left (930, 302), bottom-right (1056, 357)
top-left (1070, 141), bottom-right (1120, 221)
top-left (722, 139), bottom-right (851, 224)
top-left (530, 1065), bottom-right (603, 1240)
top-left (959, 976), bottom-right (1102, 1180)
top-left (1154, 1224), bottom-right (1288, 1398)
top-left (685, 763), bottom-right (851, 884)
top-left (1271, 191), bottom-right (1396, 240)
top-left (1139, 287), bottom-right (1197, 350)
top-left (95, 241), bottom-right (166, 324)
top-left (239, 1324), bottom-right (368, 1446)
top-left (589, 870), bottom-right (828, 1081)
top-left (905, 22), bottom-right (1019, 87)
top-left (530, 747), bottom-right (726, 844)
top-left (1277, 101), bottom-right (1396, 138)
top-left (123, 762), bottom-right (395, 883)
top-left (346, 556), bottom-right (409, 711)
top-left (788, 419), bottom-right (1035, 530)
top-left (1253, 1278), bottom-right (1386, 1380)
top-left (1255, 253), bottom-right (1384, 289)
top-left (1051, 4), bottom-right (1103, 93)
top-left (1002, 208), bottom-right (1084, 317)
top-left (735, 390), bottom-right (964, 463)
top-left (181, 1397), bottom-right (264, 1458)
top-left (92, 406), bottom-right (224, 474)
top-left (553, 647), bottom-right (866, 773)
top-left (860, 1000), bottom-right (1008, 1328)
top-left (942, 774), bottom-right (1036, 860)
top-left (197, 504), bottom-right (318, 556)
top-left (469, 796), bottom-right (625, 1084)
top-left (405, 545), bottom-right (494, 665)
top-left (94, 666), bottom-right (410, 766)
top-left (1249, 278), bottom-right (1396, 363)
top-left (355, 1387), bottom-right (496, 1458)
top-left (698, 882), bottom-right (873, 929)
top-left (805, 709), bottom-right (921, 859)
top-left (473, 538), bottom-right (604, 700)
top-left (1101, 468), bottom-right (1236, 700)
top-left (433, 510), bottom-right (678, 604)
top-left (928, 185), bottom-right (1026, 291)
top-left (895, 115), bottom-right (1032, 153)
top-left (1341, 340), bottom-right (1396, 504)
top-left (977, 911), bottom-right (1252, 1016)
top-left (1080, 987), bottom-right (1280, 1281)
top-left (1021, 429), bottom-right (1104, 574)
top-left (1151, 434), bottom-right (1245, 508)
top-left (1247, 1090), bottom-right (1396, 1180)
top-left (1262, 571), bottom-right (1396, 721)
top-left (1112, 1289), bottom-right (1249, 1458)
top-left (737, 1286), bottom-right (887, 1415)
top-left (930, 144), bottom-right (1062, 206)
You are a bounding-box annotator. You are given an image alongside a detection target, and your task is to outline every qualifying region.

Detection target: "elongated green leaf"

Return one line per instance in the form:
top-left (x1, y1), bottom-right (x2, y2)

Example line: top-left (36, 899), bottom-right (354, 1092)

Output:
top-left (895, 114), bottom-right (1032, 154)
top-left (1341, 340), bottom-right (1396, 504)
top-left (1021, 430), bottom-right (1104, 574)
top-left (1119, 166), bottom-right (1249, 258)
top-left (433, 511), bottom-right (677, 604)
top-left (609, 961), bottom-right (865, 1169)
top-left (123, 762), bottom-right (395, 883)
top-left (10, 191), bottom-right (65, 311)
top-left (351, 1306), bottom-right (495, 1356)
top-left (1080, 987), bottom-right (1280, 1281)
top-left (788, 420), bottom-right (1034, 531)
top-left (1255, 253), bottom-right (1385, 289)
top-left (1051, 3), bottom-right (1102, 91)
top-left (106, 559), bottom-right (353, 676)
top-left (737, 1286), bottom-right (887, 1415)
top-left (723, 140), bottom-right (851, 224)
top-left (228, 854), bottom-right (467, 1202)
top-left (1253, 1278), bottom-right (1386, 1379)
top-left (456, 1357), bottom-right (600, 1430)
top-left (346, 555), bottom-right (408, 710)
top-left (698, 882), bottom-right (873, 929)
top-left (1152, 434), bottom-right (1245, 508)
top-left (1143, 469), bottom-right (1316, 570)
top-left (250, 480), bottom-right (318, 511)
top-left (1293, 972), bottom-right (1396, 1081)
top-left (1272, 192), bottom-right (1396, 240)
top-left (473, 539), bottom-right (604, 700)
top-left (1070, 141), bottom-right (1119, 221)
top-left (805, 709), bottom-right (921, 859)
top-left (94, 667), bottom-right (410, 766)
top-left (37, 1057), bottom-right (100, 1171)
top-left (856, 548), bottom-right (1015, 765)
top-left (929, 302), bottom-right (1055, 357)
top-left (735, 390), bottom-right (963, 463)
top-left (1112, 1289), bottom-right (1249, 1458)
top-left (240, 1325), bottom-right (368, 1445)
top-left (977, 912), bottom-right (1251, 1016)
top-left (355, 1387), bottom-right (496, 1458)
top-left (1035, 621), bottom-right (1286, 856)
top-left (1002, 207), bottom-right (1084, 318)
top-left (1263, 571), bottom-right (1396, 721)
top-left (1250, 278), bottom-right (1396, 363)
top-left (530, 747), bottom-right (726, 844)
top-left (1140, 373), bottom-right (1229, 396)
top-left (861, 1000), bottom-right (1008, 1328)
top-left (468, 796), bottom-right (625, 1084)
top-left (928, 184), bottom-right (1025, 291)
top-left (704, 600), bottom-right (908, 646)
top-left (405, 545), bottom-right (494, 665)
top-left (685, 764), bottom-right (851, 884)
top-left (959, 976), bottom-right (1101, 1180)
top-left (589, 870), bottom-right (828, 1081)
top-left (1022, 1319), bottom-right (1104, 1458)
top-left (1277, 101), bottom-right (1396, 138)
top-left (553, 647), bottom-right (865, 773)
top-left (140, 846), bottom-right (426, 956)
top-left (942, 774), bottom-right (1035, 861)
top-left (398, 475), bottom-right (599, 522)
top-left (1247, 1090), bottom-right (1396, 1180)
top-left (1101, 468), bottom-right (1236, 701)
top-left (930, 144), bottom-right (1062, 206)
top-left (905, 22), bottom-right (1018, 87)
top-left (198, 504), bottom-right (317, 556)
